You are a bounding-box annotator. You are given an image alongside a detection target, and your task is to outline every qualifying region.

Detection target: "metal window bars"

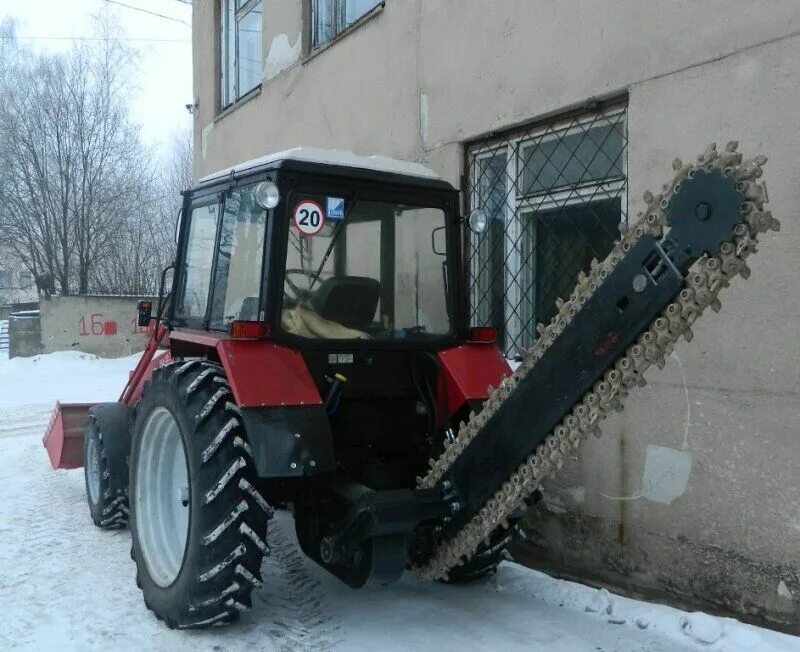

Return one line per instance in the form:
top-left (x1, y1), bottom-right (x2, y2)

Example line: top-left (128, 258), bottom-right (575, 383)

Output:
top-left (466, 102), bottom-right (628, 357)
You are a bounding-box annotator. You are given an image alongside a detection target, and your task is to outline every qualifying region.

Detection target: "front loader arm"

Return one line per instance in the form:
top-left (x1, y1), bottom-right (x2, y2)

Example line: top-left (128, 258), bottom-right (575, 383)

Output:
top-left (414, 143), bottom-right (780, 580)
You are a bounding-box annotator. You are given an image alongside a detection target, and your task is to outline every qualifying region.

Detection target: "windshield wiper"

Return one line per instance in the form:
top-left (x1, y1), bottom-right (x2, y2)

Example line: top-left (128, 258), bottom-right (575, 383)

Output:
top-left (308, 193), bottom-right (358, 292)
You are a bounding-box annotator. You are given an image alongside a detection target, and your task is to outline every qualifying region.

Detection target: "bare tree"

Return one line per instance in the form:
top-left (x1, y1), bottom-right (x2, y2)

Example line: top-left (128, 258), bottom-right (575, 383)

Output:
top-left (93, 127), bottom-right (191, 295)
top-left (0, 15), bottom-right (162, 296)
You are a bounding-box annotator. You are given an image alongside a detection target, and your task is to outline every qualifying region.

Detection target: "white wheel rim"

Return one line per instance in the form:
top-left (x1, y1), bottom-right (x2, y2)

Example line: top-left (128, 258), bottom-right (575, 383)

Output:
top-left (134, 407), bottom-right (191, 587)
top-left (86, 435), bottom-right (101, 504)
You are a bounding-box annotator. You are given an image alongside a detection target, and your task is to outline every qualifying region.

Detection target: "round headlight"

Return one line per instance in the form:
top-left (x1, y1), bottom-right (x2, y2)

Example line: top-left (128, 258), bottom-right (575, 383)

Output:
top-left (253, 181), bottom-right (280, 209)
top-left (469, 209), bottom-right (488, 234)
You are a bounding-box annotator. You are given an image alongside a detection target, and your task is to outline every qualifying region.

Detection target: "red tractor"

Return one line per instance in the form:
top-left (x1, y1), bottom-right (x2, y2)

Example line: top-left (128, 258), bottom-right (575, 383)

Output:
top-left (43, 145), bottom-right (778, 629)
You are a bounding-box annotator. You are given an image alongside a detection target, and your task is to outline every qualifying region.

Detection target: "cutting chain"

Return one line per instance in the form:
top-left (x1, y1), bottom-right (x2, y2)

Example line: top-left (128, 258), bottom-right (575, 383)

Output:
top-left (414, 142), bottom-right (781, 581)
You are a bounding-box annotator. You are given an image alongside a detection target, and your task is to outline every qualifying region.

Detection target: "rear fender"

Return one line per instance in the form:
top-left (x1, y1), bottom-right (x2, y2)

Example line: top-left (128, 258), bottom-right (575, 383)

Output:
top-left (216, 340), bottom-right (335, 477)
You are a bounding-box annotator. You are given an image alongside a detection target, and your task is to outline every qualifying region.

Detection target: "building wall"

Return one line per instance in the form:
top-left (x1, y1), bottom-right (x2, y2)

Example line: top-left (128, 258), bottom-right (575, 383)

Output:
top-left (0, 248), bottom-right (38, 306)
top-left (40, 296), bottom-right (155, 357)
top-left (193, 0), bottom-right (800, 629)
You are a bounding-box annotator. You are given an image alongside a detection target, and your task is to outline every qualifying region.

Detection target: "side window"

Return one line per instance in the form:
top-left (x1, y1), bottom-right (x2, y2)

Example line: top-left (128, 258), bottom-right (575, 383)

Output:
top-left (220, 0), bottom-right (264, 109)
top-left (178, 202), bottom-right (221, 320)
top-left (312, 0), bottom-right (382, 48)
top-left (209, 185), bottom-right (268, 329)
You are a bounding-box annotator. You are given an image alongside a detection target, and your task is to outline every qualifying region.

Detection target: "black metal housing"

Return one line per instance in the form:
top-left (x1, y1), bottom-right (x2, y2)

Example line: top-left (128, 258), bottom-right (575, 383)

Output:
top-left (441, 169), bottom-right (745, 535)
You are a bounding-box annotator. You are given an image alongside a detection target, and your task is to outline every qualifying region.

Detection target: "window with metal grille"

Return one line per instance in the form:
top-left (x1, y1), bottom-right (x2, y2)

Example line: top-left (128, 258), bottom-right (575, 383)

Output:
top-left (220, 0), bottom-right (263, 109)
top-left (467, 103), bottom-right (628, 357)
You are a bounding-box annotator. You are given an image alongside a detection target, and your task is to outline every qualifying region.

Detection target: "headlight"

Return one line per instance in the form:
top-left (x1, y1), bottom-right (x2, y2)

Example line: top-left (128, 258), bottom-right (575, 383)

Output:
top-left (469, 209), bottom-right (488, 234)
top-left (253, 181), bottom-right (280, 209)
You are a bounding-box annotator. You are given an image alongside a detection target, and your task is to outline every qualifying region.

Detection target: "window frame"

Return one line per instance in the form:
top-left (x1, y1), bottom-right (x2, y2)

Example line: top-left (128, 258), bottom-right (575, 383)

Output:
top-left (206, 183), bottom-right (271, 332)
top-left (174, 193), bottom-right (225, 330)
top-left (220, 0), bottom-right (264, 111)
top-left (308, 0), bottom-right (384, 52)
top-left (466, 103), bottom-right (628, 355)
top-left (272, 182), bottom-right (462, 351)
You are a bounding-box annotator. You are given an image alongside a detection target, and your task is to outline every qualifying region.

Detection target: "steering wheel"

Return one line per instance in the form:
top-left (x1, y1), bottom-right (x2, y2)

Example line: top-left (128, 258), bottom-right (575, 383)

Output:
top-left (283, 268), bottom-right (317, 306)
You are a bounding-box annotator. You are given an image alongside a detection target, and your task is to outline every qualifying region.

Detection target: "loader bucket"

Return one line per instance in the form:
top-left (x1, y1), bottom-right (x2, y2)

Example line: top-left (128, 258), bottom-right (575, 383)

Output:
top-left (42, 402), bottom-right (95, 470)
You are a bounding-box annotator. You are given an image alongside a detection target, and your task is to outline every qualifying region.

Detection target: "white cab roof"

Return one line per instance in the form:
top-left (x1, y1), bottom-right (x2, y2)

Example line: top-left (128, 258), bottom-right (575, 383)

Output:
top-left (197, 147), bottom-right (440, 184)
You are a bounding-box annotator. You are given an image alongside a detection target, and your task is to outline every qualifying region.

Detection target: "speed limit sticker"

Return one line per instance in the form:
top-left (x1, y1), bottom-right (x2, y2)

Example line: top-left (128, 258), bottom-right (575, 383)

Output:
top-left (293, 200), bottom-right (325, 235)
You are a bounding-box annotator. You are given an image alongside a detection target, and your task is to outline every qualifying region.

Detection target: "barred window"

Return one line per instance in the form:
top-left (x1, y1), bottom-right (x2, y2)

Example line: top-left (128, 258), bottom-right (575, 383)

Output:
top-left (467, 104), bottom-right (628, 356)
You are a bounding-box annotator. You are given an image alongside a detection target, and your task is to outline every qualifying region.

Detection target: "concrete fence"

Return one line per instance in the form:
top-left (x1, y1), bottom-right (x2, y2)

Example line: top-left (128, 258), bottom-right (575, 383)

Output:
top-left (39, 295), bottom-right (157, 358)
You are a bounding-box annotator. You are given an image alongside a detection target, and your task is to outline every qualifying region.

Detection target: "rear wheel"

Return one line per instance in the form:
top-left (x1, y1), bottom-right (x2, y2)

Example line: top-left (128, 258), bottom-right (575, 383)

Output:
top-left (129, 359), bottom-right (271, 629)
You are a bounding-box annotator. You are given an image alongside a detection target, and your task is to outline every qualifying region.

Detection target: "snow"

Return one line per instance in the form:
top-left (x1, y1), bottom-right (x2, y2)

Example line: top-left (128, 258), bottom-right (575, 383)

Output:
top-left (1, 351), bottom-right (798, 651)
top-left (197, 147), bottom-right (441, 185)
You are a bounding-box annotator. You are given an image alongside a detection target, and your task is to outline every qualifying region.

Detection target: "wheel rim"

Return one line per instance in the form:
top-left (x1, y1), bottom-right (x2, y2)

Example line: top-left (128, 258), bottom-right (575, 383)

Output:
top-left (134, 407), bottom-right (191, 587)
top-left (86, 434), bottom-right (101, 504)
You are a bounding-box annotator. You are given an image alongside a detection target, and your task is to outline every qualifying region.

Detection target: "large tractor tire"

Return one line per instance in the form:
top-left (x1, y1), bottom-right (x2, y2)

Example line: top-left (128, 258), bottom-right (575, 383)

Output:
top-left (84, 403), bottom-right (132, 529)
top-left (129, 359), bottom-right (271, 629)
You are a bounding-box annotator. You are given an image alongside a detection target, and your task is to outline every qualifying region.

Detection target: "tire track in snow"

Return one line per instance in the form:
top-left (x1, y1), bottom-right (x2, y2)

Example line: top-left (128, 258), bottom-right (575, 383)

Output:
top-left (0, 404), bottom-right (54, 439)
top-left (253, 514), bottom-right (339, 651)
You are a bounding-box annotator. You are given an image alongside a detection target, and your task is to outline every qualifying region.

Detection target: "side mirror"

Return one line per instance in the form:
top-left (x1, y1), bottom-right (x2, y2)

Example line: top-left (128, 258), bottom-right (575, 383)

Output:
top-left (137, 300), bottom-right (153, 327)
top-left (431, 226), bottom-right (447, 256)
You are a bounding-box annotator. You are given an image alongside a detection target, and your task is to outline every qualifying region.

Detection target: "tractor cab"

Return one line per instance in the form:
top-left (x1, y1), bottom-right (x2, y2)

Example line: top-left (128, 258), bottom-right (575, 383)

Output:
top-left (172, 148), bottom-right (465, 349)
top-left (42, 149), bottom-right (513, 624)
top-left (157, 150), bottom-right (509, 588)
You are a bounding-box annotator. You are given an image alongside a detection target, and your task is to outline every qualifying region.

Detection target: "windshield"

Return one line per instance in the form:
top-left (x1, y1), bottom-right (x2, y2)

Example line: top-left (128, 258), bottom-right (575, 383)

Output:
top-left (282, 194), bottom-right (451, 340)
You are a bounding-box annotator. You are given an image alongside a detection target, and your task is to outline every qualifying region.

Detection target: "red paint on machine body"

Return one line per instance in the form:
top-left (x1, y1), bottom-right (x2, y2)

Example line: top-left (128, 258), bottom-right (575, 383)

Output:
top-left (438, 344), bottom-right (512, 416)
top-left (42, 402), bottom-right (95, 470)
top-left (217, 340), bottom-right (322, 407)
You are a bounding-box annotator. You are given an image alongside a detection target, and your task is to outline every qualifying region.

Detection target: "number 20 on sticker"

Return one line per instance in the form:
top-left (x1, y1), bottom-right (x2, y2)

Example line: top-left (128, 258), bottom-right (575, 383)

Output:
top-left (293, 200), bottom-right (325, 236)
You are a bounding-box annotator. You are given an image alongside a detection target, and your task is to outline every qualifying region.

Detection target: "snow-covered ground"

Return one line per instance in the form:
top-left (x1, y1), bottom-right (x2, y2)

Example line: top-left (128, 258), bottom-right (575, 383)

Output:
top-left (0, 350), bottom-right (797, 652)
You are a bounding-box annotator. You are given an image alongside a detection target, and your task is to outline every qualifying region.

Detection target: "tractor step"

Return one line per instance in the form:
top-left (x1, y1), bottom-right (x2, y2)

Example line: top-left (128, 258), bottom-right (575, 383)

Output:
top-left (42, 402), bottom-right (95, 469)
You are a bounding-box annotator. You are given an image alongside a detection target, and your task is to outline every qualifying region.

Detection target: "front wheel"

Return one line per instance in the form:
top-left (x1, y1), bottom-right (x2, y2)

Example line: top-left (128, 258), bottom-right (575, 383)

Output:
top-left (129, 359), bottom-right (271, 628)
top-left (84, 418), bottom-right (128, 528)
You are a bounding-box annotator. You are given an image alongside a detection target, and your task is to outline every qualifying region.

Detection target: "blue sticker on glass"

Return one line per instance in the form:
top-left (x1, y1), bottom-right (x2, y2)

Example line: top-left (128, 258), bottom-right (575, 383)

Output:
top-left (327, 197), bottom-right (345, 220)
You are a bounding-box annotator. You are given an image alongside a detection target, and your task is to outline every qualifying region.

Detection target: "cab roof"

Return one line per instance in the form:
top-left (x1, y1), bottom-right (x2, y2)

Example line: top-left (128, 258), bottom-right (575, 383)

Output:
top-left (197, 147), bottom-right (445, 188)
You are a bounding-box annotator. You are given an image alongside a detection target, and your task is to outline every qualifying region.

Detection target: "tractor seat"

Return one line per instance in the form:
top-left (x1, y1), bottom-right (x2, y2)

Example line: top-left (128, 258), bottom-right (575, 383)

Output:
top-left (310, 276), bottom-right (380, 330)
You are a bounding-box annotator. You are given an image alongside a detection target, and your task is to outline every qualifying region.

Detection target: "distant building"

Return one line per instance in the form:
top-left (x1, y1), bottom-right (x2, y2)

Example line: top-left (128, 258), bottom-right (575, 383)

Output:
top-left (191, 1), bottom-right (800, 630)
top-left (0, 252), bottom-right (37, 305)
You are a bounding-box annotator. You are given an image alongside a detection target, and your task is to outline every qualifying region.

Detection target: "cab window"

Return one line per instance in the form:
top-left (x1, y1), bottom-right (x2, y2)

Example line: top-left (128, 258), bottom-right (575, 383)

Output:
top-left (177, 201), bottom-right (220, 320)
top-left (282, 195), bottom-right (451, 340)
top-left (209, 184), bottom-right (268, 329)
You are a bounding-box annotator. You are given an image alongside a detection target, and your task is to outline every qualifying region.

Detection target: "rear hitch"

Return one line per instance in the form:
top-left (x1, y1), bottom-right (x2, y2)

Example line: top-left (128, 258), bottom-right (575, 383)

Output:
top-left (296, 482), bottom-right (455, 588)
